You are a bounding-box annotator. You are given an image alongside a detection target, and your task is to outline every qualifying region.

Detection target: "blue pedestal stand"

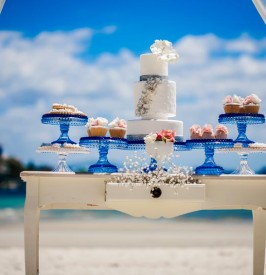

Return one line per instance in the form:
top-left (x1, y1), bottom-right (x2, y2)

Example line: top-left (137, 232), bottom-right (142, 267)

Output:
top-left (218, 114), bottom-right (265, 147)
top-left (186, 139), bottom-right (234, 175)
top-left (79, 137), bottom-right (128, 173)
top-left (42, 114), bottom-right (88, 144)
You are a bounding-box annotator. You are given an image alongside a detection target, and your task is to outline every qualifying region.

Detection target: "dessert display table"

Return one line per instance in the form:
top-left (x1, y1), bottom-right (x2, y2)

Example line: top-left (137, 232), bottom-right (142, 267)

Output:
top-left (21, 171), bottom-right (266, 275)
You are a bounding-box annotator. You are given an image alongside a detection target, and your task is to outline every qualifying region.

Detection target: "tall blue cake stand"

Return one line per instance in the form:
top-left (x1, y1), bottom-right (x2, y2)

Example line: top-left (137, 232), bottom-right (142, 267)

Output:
top-left (186, 139), bottom-right (234, 175)
top-left (42, 114), bottom-right (88, 145)
top-left (218, 114), bottom-right (265, 147)
top-left (127, 140), bottom-right (188, 172)
top-left (127, 140), bottom-right (188, 151)
top-left (79, 137), bottom-right (128, 173)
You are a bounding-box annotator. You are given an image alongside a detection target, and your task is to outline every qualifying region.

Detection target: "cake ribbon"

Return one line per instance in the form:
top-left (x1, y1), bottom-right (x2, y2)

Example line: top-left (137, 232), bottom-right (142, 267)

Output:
top-left (140, 75), bottom-right (168, 81)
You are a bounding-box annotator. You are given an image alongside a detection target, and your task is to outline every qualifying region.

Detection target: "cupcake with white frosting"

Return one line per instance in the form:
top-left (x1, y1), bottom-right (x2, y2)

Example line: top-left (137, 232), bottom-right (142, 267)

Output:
top-left (86, 117), bottom-right (108, 137)
top-left (223, 95), bottom-right (243, 114)
top-left (108, 117), bottom-right (127, 138)
top-left (242, 93), bottom-right (261, 114)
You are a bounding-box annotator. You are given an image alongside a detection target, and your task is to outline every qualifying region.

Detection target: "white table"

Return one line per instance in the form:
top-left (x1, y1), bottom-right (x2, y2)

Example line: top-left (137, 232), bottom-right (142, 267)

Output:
top-left (21, 171), bottom-right (266, 275)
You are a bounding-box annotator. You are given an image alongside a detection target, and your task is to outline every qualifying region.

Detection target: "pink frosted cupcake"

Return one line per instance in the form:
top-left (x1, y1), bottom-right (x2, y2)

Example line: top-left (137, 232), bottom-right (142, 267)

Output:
top-left (86, 117), bottom-right (108, 137)
top-left (223, 95), bottom-right (242, 114)
top-left (215, 125), bottom-right (228, 139)
top-left (242, 93), bottom-right (261, 114)
top-left (108, 118), bottom-right (127, 138)
top-left (189, 125), bottom-right (202, 139)
top-left (201, 124), bottom-right (215, 139)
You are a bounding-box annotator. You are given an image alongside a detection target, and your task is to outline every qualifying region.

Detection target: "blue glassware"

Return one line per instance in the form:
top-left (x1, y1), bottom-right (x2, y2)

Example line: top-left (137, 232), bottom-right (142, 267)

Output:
top-left (42, 114), bottom-right (88, 144)
top-left (127, 140), bottom-right (145, 151)
top-left (79, 137), bottom-right (128, 173)
top-left (186, 139), bottom-right (234, 175)
top-left (218, 114), bottom-right (265, 147)
top-left (174, 141), bottom-right (189, 151)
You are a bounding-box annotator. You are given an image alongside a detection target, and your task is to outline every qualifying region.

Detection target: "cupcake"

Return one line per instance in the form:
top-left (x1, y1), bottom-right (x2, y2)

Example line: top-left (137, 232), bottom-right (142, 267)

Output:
top-left (223, 95), bottom-right (242, 114)
top-left (201, 124), bottom-right (215, 139)
top-left (215, 125), bottom-right (228, 139)
top-left (242, 93), bottom-right (261, 114)
top-left (189, 124), bottom-right (202, 139)
top-left (108, 117), bottom-right (127, 138)
top-left (86, 117), bottom-right (108, 137)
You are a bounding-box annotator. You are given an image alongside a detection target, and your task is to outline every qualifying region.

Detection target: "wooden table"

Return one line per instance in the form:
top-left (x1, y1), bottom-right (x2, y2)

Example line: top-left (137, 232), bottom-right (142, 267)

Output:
top-left (21, 171), bottom-right (266, 275)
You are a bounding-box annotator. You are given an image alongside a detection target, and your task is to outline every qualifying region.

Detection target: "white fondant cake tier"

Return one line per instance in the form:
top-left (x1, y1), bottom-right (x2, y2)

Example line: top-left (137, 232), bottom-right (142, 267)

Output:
top-left (127, 119), bottom-right (183, 141)
top-left (140, 54), bottom-right (168, 77)
top-left (134, 80), bottom-right (176, 119)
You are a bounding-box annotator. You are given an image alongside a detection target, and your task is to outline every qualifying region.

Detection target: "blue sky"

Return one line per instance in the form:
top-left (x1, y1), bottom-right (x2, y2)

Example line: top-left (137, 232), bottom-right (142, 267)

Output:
top-left (1, 0), bottom-right (265, 55)
top-left (0, 0), bottom-right (266, 172)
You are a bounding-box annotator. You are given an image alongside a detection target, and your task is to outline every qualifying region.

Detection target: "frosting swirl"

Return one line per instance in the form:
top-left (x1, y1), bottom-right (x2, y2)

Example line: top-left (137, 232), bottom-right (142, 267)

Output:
top-left (108, 117), bottom-right (127, 129)
top-left (86, 117), bottom-right (108, 128)
top-left (243, 93), bottom-right (261, 105)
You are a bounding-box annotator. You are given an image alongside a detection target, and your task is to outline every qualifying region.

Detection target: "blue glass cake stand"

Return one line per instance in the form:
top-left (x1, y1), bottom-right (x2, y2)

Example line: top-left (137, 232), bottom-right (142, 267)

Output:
top-left (218, 114), bottom-right (265, 147)
top-left (127, 140), bottom-right (188, 172)
top-left (127, 140), bottom-right (188, 151)
top-left (79, 137), bottom-right (128, 173)
top-left (186, 139), bottom-right (234, 175)
top-left (42, 114), bottom-right (88, 144)
top-left (174, 141), bottom-right (189, 152)
top-left (127, 140), bottom-right (146, 151)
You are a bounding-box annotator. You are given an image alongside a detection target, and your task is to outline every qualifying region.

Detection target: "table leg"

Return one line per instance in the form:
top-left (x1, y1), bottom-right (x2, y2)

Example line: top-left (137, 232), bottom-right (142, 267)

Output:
top-left (252, 208), bottom-right (266, 275)
top-left (24, 179), bottom-right (40, 275)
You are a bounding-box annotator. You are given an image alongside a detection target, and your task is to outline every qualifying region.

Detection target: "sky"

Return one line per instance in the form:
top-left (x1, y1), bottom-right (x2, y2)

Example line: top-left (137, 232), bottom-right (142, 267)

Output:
top-left (0, 0), bottom-right (265, 172)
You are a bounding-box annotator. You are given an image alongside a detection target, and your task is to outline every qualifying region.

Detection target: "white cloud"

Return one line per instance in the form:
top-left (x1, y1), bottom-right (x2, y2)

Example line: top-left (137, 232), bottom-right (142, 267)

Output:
top-left (100, 25), bottom-right (117, 34)
top-left (225, 34), bottom-right (266, 54)
top-left (0, 30), bottom-right (265, 172)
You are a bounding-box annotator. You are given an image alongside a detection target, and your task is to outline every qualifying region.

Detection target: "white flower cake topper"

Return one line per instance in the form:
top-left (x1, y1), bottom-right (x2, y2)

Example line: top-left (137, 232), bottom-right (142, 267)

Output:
top-left (150, 40), bottom-right (179, 63)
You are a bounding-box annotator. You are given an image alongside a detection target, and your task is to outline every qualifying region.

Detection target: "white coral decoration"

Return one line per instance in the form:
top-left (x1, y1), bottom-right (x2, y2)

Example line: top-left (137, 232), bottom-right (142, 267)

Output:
top-left (107, 152), bottom-right (200, 189)
top-left (150, 40), bottom-right (179, 63)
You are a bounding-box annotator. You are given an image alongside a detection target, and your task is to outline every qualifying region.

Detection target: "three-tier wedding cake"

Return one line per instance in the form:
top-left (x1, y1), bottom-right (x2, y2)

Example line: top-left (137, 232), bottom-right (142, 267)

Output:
top-left (127, 40), bottom-right (183, 141)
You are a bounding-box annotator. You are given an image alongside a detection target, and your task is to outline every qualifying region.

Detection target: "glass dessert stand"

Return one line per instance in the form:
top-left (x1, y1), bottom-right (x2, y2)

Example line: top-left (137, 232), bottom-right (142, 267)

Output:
top-left (218, 114), bottom-right (265, 146)
top-left (186, 139), bottom-right (234, 175)
top-left (37, 143), bottom-right (90, 173)
top-left (41, 114), bottom-right (88, 144)
top-left (218, 145), bottom-right (266, 175)
top-left (127, 140), bottom-right (188, 172)
top-left (79, 137), bottom-right (128, 173)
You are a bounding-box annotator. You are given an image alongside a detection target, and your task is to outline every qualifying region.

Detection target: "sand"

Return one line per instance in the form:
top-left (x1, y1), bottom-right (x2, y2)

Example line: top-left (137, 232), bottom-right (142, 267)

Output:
top-left (0, 217), bottom-right (260, 274)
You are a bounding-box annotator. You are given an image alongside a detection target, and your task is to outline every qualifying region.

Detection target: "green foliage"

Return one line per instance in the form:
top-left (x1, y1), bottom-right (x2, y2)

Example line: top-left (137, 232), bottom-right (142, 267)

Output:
top-left (0, 154), bottom-right (52, 191)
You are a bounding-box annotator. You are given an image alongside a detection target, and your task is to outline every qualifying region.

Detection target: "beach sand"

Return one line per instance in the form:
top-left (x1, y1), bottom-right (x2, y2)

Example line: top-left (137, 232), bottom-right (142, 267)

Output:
top-left (0, 217), bottom-right (260, 274)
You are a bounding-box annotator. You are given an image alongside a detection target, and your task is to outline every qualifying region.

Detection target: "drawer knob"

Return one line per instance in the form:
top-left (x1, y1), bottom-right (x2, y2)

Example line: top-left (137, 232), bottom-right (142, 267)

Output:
top-left (150, 187), bottom-right (162, 198)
